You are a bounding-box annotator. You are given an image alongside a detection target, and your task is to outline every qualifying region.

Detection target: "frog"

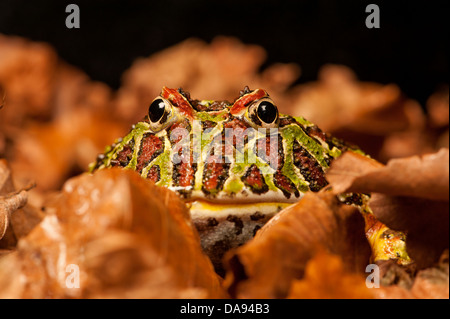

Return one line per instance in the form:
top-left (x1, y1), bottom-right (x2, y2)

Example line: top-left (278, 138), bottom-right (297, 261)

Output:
top-left (89, 86), bottom-right (410, 273)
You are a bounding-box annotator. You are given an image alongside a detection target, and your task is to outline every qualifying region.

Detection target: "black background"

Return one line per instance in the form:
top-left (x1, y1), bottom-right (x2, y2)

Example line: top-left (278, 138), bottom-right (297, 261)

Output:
top-left (0, 0), bottom-right (448, 107)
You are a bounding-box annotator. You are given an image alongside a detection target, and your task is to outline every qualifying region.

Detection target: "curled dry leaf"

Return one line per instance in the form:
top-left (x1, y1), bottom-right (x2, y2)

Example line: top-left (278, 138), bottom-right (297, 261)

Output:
top-left (223, 191), bottom-right (371, 299)
top-left (0, 159), bottom-right (41, 248)
top-left (369, 194), bottom-right (448, 270)
top-left (0, 168), bottom-right (226, 298)
top-left (327, 149), bottom-right (449, 201)
top-left (0, 188), bottom-right (31, 241)
top-left (326, 149), bottom-right (449, 269)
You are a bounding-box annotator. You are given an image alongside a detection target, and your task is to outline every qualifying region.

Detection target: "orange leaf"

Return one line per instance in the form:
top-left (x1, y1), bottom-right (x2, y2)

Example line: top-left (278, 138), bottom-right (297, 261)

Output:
top-left (223, 191), bottom-right (371, 298)
top-left (0, 169), bottom-right (226, 298)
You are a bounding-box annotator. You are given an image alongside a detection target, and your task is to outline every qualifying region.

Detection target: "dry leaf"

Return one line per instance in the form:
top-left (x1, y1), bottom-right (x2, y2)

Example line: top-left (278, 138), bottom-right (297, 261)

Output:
top-left (283, 65), bottom-right (425, 133)
top-left (369, 194), bottom-right (448, 269)
top-left (0, 168), bottom-right (226, 298)
top-left (374, 250), bottom-right (449, 299)
top-left (223, 191), bottom-right (371, 299)
top-left (0, 33), bottom-right (448, 299)
top-left (287, 250), bottom-right (373, 299)
top-left (0, 159), bottom-right (41, 248)
top-left (0, 34), bottom-right (57, 125)
top-left (326, 149), bottom-right (449, 269)
top-left (427, 86), bottom-right (449, 129)
top-left (280, 64), bottom-right (428, 161)
top-left (0, 188), bottom-right (30, 240)
top-left (10, 108), bottom-right (127, 194)
top-left (327, 149), bottom-right (449, 201)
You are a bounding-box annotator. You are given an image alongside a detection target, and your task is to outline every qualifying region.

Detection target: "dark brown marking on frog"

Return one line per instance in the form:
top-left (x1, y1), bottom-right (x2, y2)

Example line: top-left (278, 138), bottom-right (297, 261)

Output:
top-left (305, 124), bottom-right (327, 142)
top-left (226, 215), bottom-right (244, 236)
top-left (202, 161), bottom-right (230, 197)
top-left (171, 128), bottom-right (196, 189)
top-left (253, 132), bottom-right (299, 199)
top-left (273, 171), bottom-right (300, 199)
top-left (168, 119), bottom-right (191, 145)
top-left (338, 192), bottom-right (365, 206)
top-left (173, 162), bottom-right (196, 188)
top-left (168, 119), bottom-right (196, 195)
top-left (250, 110), bottom-right (262, 126)
top-left (209, 100), bottom-right (230, 111)
top-left (136, 134), bottom-right (164, 173)
top-left (253, 225), bottom-right (262, 236)
top-left (292, 139), bottom-right (328, 192)
top-left (254, 133), bottom-right (283, 170)
top-left (111, 138), bottom-right (135, 167)
top-left (325, 134), bottom-right (361, 158)
top-left (209, 239), bottom-right (231, 277)
top-left (224, 118), bottom-right (251, 155)
top-left (239, 86), bottom-right (252, 98)
top-left (146, 165), bottom-right (161, 183)
top-left (278, 116), bottom-right (298, 127)
top-left (192, 100), bottom-right (230, 112)
top-left (207, 217), bottom-right (219, 227)
top-left (92, 153), bottom-right (106, 170)
top-left (177, 87), bottom-right (191, 102)
top-left (250, 211), bottom-right (265, 221)
top-left (202, 134), bottom-right (230, 197)
top-left (202, 120), bottom-right (217, 130)
top-left (241, 165), bottom-right (269, 194)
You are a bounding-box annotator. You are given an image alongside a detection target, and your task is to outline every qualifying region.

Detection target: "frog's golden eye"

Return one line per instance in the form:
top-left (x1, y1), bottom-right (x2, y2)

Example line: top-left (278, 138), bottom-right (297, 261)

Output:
top-left (247, 98), bottom-right (279, 128)
top-left (148, 97), bottom-right (173, 132)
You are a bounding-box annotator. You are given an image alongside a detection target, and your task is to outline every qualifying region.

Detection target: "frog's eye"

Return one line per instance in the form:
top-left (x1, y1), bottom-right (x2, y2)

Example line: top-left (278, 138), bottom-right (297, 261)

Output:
top-left (247, 98), bottom-right (279, 128)
top-left (148, 97), bottom-right (173, 132)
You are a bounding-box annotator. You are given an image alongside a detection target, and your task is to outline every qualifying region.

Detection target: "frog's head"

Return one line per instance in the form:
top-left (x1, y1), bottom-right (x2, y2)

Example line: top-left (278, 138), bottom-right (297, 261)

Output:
top-left (90, 86), bottom-right (344, 207)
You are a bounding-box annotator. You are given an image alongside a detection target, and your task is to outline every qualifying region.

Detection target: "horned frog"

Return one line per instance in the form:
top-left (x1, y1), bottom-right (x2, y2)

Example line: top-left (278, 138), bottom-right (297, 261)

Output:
top-left (90, 86), bottom-right (410, 273)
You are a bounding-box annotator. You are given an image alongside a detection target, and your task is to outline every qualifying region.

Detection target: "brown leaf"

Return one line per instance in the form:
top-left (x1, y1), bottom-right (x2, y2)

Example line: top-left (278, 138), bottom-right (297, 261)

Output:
top-left (280, 64), bottom-right (428, 161)
top-left (0, 189), bottom-right (29, 240)
top-left (326, 149), bottom-right (449, 269)
top-left (0, 168), bottom-right (226, 298)
top-left (10, 108), bottom-right (127, 193)
top-left (223, 191), bottom-right (371, 298)
top-left (327, 149), bottom-right (449, 201)
top-left (0, 159), bottom-right (40, 247)
top-left (427, 86), bottom-right (449, 129)
top-left (374, 250), bottom-right (449, 299)
top-left (0, 35), bottom-right (58, 125)
top-left (369, 194), bottom-right (448, 269)
top-left (287, 250), bottom-right (374, 299)
top-left (283, 65), bottom-right (425, 133)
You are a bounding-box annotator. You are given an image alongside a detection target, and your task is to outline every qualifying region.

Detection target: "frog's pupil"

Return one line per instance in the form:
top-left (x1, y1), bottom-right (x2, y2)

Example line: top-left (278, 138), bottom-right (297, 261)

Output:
top-left (257, 101), bottom-right (277, 123)
top-left (149, 99), bottom-right (166, 122)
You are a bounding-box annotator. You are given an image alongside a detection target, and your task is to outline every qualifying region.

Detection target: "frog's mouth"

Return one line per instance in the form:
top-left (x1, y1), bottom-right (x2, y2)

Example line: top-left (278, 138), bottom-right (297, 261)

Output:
top-left (168, 185), bottom-right (302, 220)
top-left (168, 186), bottom-right (302, 205)
top-left (186, 199), bottom-right (292, 220)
